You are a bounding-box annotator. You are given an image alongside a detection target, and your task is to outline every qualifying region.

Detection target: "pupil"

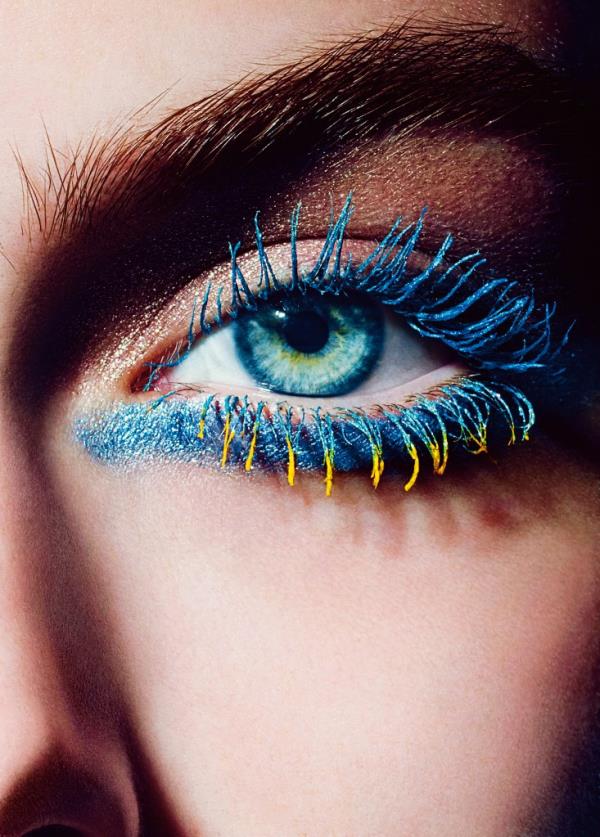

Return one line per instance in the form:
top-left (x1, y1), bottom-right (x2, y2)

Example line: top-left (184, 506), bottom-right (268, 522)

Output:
top-left (282, 309), bottom-right (330, 354)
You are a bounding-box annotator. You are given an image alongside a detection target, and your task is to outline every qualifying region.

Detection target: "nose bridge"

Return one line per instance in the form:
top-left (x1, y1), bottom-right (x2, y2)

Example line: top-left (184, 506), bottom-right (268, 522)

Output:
top-left (0, 493), bottom-right (55, 805)
top-left (0, 413), bottom-right (63, 784)
top-left (0, 406), bottom-right (139, 833)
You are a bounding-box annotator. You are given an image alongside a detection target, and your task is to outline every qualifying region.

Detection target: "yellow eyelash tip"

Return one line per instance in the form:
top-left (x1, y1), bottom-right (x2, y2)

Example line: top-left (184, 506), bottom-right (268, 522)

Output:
top-left (324, 450), bottom-right (334, 497)
top-left (404, 444), bottom-right (420, 492)
top-left (433, 429), bottom-right (449, 475)
top-left (466, 424), bottom-right (488, 455)
top-left (427, 441), bottom-right (440, 474)
top-left (479, 424), bottom-right (488, 452)
top-left (371, 450), bottom-right (384, 489)
top-left (508, 423), bottom-right (516, 446)
top-left (220, 414), bottom-right (235, 468)
top-left (197, 419), bottom-right (205, 440)
top-left (245, 424), bottom-right (258, 471)
top-left (285, 436), bottom-right (296, 487)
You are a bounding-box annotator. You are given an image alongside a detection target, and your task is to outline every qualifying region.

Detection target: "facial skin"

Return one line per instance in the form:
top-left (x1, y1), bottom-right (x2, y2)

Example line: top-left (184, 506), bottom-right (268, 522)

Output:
top-left (0, 1), bottom-right (598, 835)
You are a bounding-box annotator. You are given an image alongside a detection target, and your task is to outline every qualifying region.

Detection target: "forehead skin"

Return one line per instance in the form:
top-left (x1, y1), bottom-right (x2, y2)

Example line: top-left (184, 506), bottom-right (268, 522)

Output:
top-left (0, 2), bottom-right (598, 836)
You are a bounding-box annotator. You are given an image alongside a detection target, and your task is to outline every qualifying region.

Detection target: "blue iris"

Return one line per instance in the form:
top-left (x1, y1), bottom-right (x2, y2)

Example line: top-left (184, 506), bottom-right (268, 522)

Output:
top-left (233, 292), bottom-right (384, 396)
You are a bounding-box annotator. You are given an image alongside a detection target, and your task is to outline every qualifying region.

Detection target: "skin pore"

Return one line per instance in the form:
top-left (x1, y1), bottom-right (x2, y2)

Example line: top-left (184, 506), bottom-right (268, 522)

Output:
top-left (0, 1), bottom-right (598, 835)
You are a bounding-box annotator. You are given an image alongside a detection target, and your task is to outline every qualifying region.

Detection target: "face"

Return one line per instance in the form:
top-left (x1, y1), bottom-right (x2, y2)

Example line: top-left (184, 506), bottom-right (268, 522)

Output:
top-left (0, 1), bottom-right (598, 834)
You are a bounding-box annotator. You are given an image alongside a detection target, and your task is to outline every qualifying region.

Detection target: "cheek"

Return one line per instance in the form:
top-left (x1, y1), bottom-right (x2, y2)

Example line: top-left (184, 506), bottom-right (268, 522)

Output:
top-left (50, 437), bottom-right (599, 833)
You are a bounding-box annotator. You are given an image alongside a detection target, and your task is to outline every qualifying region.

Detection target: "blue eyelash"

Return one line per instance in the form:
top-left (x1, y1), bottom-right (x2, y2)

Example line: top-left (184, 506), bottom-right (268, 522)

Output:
top-left (75, 376), bottom-right (535, 493)
top-left (77, 197), bottom-right (570, 493)
top-left (144, 194), bottom-right (570, 391)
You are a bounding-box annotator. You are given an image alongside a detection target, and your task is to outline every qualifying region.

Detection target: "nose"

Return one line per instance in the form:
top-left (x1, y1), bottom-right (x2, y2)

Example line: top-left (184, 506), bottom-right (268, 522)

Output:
top-left (0, 413), bottom-right (139, 836)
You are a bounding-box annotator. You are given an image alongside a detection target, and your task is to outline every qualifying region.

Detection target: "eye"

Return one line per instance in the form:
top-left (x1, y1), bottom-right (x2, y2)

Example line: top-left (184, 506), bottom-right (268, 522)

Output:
top-left (76, 197), bottom-right (567, 495)
top-left (167, 289), bottom-right (452, 402)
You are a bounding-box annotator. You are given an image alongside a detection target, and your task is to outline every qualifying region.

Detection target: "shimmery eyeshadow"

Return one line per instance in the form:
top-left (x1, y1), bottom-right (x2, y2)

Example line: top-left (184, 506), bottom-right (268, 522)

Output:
top-left (75, 377), bottom-right (534, 493)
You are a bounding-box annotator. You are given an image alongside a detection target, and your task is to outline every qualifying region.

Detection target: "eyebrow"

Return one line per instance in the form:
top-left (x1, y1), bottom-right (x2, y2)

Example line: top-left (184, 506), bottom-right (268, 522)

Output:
top-left (21, 21), bottom-right (573, 244)
top-left (12, 21), bottom-right (580, 409)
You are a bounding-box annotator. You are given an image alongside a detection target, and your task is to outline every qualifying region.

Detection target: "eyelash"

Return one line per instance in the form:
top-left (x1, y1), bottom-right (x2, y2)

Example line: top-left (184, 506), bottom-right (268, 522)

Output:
top-left (75, 196), bottom-right (569, 494)
top-left (78, 377), bottom-right (534, 495)
top-left (144, 195), bottom-right (565, 390)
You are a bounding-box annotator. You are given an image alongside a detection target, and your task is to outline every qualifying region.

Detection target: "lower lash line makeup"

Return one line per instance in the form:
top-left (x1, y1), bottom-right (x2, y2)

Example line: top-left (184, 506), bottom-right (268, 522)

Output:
top-left (75, 196), bottom-right (569, 495)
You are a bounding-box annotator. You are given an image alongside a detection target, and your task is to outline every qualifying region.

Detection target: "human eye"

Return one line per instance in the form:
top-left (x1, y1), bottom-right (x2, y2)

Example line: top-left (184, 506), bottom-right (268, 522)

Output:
top-left (165, 289), bottom-right (447, 401)
top-left (75, 196), bottom-right (568, 495)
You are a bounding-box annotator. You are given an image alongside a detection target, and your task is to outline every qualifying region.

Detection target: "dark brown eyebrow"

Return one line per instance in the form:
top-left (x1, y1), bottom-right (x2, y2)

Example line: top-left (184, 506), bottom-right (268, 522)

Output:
top-left (20, 20), bottom-right (573, 245)
top-left (12, 20), bottom-right (582, 409)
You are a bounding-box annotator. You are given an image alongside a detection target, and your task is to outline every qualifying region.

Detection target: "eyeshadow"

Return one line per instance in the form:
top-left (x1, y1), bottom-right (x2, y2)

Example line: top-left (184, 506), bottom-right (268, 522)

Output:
top-left (75, 377), bottom-right (535, 494)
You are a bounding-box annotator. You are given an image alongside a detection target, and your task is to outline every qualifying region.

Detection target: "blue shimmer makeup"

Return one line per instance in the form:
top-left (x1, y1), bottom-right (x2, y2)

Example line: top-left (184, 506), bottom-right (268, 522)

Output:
top-left (75, 377), bottom-right (534, 494)
top-left (74, 196), bottom-right (569, 494)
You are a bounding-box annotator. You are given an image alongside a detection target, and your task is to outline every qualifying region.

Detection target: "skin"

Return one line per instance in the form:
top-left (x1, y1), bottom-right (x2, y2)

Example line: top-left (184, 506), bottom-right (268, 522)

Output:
top-left (0, 1), bottom-right (598, 835)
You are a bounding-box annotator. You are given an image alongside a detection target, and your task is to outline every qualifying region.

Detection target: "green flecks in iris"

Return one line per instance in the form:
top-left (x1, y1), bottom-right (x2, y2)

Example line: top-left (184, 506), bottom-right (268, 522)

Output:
top-left (233, 292), bottom-right (384, 396)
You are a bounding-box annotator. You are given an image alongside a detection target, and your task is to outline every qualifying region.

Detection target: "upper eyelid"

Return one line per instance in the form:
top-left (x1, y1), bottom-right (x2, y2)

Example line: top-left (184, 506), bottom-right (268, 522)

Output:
top-left (141, 197), bottom-right (569, 394)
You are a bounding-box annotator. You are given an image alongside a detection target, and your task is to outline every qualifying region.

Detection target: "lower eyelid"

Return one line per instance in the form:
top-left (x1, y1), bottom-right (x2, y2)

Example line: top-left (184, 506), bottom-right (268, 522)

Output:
top-left (75, 375), bottom-right (534, 495)
top-left (157, 363), bottom-right (468, 409)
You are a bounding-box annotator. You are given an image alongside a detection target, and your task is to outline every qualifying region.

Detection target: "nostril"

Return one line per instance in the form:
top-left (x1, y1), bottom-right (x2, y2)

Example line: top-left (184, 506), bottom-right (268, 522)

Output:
top-left (0, 744), bottom-right (139, 837)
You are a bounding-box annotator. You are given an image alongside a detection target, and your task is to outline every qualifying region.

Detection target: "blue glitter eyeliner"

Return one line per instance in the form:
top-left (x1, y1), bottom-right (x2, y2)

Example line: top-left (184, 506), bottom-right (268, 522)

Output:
top-left (75, 378), bottom-right (535, 492)
top-left (75, 196), bottom-right (569, 493)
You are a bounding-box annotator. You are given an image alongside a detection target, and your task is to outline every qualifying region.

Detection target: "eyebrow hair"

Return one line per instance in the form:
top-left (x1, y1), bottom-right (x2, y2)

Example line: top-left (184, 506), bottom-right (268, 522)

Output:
top-left (20, 20), bottom-right (573, 245)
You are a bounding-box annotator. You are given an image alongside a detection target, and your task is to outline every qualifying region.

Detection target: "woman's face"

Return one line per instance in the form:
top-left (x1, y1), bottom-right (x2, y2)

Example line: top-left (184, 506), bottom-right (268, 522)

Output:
top-left (0, 1), bottom-right (597, 834)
